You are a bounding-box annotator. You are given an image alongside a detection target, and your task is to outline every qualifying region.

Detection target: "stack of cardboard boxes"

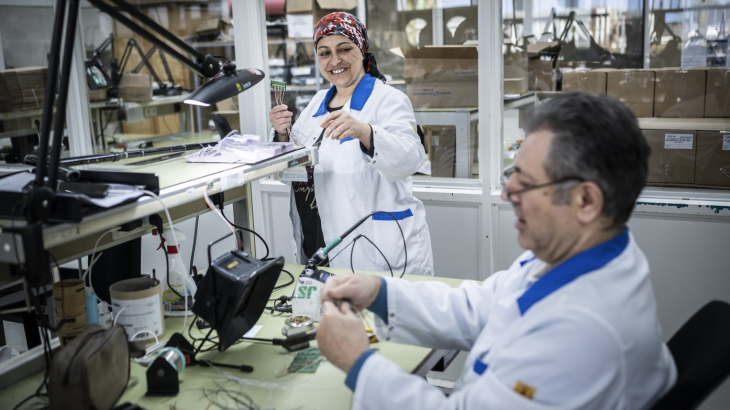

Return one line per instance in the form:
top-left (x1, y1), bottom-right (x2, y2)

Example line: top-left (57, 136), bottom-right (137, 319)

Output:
top-left (0, 67), bottom-right (47, 112)
top-left (402, 46), bottom-right (479, 109)
top-left (286, 0), bottom-right (357, 23)
top-left (561, 67), bottom-right (730, 189)
top-left (402, 45), bottom-right (529, 109)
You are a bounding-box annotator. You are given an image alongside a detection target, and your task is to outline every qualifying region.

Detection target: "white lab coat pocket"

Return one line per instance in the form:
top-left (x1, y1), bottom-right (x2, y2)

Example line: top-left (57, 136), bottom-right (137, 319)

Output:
top-left (371, 210), bottom-right (416, 272)
top-left (329, 138), bottom-right (370, 175)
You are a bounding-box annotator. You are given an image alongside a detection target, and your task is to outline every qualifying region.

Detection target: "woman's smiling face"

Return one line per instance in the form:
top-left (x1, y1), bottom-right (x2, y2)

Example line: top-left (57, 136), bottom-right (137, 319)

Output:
top-left (316, 35), bottom-right (365, 90)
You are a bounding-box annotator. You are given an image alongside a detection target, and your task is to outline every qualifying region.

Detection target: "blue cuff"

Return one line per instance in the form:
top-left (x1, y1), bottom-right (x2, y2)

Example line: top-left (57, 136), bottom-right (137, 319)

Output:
top-left (368, 277), bottom-right (388, 325)
top-left (345, 349), bottom-right (376, 391)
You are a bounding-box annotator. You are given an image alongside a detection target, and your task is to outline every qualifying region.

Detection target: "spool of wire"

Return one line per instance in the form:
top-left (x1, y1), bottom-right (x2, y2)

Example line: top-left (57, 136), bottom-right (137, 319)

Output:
top-left (153, 347), bottom-right (186, 374)
top-left (146, 347), bottom-right (186, 396)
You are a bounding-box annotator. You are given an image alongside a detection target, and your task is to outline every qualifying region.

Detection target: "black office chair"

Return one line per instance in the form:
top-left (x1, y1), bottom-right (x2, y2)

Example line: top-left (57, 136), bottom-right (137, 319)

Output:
top-left (651, 300), bottom-right (730, 410)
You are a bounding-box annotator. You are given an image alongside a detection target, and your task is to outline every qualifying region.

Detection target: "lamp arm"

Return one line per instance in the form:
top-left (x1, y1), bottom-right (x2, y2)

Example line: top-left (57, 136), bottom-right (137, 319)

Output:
top-left (120, 39), bottom-right (164, 87)
top-left (157, 48), bottom-right (175, 84)
top-left (132, 46), bottom-right (164, 84)
top-left (86, 0), bottom-right (220, 78)
top-left (33, 0), bottom-right (69, 192)
top-left (89, 33), bottom-right (114, 66)
top-left (47, 0), bottom-right (81, 198)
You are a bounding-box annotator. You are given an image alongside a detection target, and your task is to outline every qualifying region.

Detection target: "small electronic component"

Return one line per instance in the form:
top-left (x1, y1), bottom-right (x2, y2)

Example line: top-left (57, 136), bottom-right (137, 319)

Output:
top-left (288, 347), bottom-right (322, 374)
top-left (271, 80), bottom-right (287, 106)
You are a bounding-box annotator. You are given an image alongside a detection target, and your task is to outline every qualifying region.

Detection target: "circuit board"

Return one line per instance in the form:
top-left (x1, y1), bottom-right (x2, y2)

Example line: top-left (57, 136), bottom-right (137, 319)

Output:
top-left (288, 347), bottom-right (322, 373)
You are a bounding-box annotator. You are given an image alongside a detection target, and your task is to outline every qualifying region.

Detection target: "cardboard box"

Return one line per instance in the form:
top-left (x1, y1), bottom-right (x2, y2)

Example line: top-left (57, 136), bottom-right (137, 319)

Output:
top-left (504, 46), bottom-right (528, 96)
top-left (88, 88), bottom-right (108, 101)
top-left (407, 83), bottom-right (478, 108)
top-left (644, 129), bottom-right (697, 184)
top-left (695, 131), bottom-right (730, 187)
top-left (0, 74), bottom-right (13, 112)
top-left (606, 70), bottom-right (655, 117)
top-left (402, 46), bottom-right (478, 108)
top-left (15, 67), bottom-right (46, 110)
top-left (528, 58), bottom-right (554, 91)
top-left (216, 97), bottom-right (238, 112)
top-left (118, 73), bottom-right (152, 102)
top-left (402, 46), bottom-right (477, 83)
top-left (562, 69), bottom-right (613, 94)
top-left (195, 17), bottom-right (232, 38)
top-left (704, 68), bottom-right (730, 118)
top-left (286, 0), bottom-right (357, 22)
top-left (0, 67), bottom-right (46, 110)
top-left (653, 68), bottom-right (706, 118)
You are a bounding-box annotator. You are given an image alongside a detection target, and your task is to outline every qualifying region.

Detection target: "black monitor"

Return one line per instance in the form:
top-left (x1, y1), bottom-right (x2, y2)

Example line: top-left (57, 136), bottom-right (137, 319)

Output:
top-left (193, 232), bottom-right (284, 351)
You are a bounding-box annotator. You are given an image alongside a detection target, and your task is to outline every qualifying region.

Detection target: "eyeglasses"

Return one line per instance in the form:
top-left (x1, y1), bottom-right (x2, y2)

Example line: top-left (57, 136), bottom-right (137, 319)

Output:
top-left (500, 166), bottom-right (585, 203)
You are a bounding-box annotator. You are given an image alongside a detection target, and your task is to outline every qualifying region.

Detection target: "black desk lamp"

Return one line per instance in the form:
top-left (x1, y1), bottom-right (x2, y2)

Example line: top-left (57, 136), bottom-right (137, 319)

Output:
top-left (1, 0), bottom-right (264, 285)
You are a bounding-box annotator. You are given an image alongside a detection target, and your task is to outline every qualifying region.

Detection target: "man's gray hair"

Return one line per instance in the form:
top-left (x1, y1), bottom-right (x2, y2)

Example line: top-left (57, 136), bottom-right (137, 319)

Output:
top-left (526, 92), bottom-right (650, 226)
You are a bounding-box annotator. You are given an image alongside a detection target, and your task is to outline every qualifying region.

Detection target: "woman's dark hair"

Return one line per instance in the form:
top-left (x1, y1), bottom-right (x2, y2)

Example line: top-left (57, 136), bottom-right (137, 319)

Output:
top-left (525, 92), bottom-right (651, 227)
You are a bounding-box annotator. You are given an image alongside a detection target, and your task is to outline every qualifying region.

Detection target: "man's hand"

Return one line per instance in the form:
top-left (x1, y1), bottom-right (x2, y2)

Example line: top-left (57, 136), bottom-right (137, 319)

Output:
top-left (269, 104), bottom-right (293, 139)
top-left (321, 275), bottom-right (381, 312)
top-left (319, 110), bottom-right (371, 150)
top-left (316, 301), bottom-right (370, 373)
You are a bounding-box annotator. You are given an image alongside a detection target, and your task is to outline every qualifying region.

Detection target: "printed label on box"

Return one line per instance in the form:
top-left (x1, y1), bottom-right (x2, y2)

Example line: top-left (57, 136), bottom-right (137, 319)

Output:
top-left (664, 134), bottom-right (694, 149)
top-left (723, 135), bottom-right (730, 151)
top-left (287, 14), bottom-right (314, 39)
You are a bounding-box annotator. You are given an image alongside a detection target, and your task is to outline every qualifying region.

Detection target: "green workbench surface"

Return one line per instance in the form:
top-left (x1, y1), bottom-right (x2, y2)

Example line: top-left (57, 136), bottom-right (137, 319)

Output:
top-left (0, 266), bottom-right (463, 410)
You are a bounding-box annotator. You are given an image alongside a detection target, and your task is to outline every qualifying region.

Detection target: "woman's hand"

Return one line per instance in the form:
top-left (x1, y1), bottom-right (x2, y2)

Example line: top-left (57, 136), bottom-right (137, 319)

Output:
top-left (269, 104), bottom-right (293, 138)
top-left (319, 110), bottom-right (372, 150)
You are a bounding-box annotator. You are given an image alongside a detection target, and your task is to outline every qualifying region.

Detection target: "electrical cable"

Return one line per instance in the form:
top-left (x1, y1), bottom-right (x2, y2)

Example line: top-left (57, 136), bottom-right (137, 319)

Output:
top-left (83, 227), bottom-right (121, 303)
top-left (194, 328), bottom-right (216, 357)
top-left (350, 234), bottom-right (394, 277)
top-left (307, 211), bottom-right (407, 278)
top-left (131, 329), bottom-right (160, 346)
top-left (203, 190), bottom-right (240, 249)
top-left (161, 240), bottom-right (183, 301)
top-left (14, 253), bottom-right (60, 410)
top-left (265, 295), bottom-right (292, 314)
top-left (324, 236), bottom-right (358, 265)
top-left (141, 190), bottom-right (188, 335)
top-left (189, 215), bottom-right (199, 276)
top-left (187, 314), bottom-right (219, 353)
top-left (272, 269), bottom-right (294, 291)
top-left (113, 306), bottom-right (126, 327)
top-left (219, 209), bottom-right (270, 260)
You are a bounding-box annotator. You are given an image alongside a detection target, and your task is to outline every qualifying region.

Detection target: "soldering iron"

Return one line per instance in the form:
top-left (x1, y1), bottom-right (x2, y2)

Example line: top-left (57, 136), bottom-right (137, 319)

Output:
top-left (301, 210), bottom-right (408, 282)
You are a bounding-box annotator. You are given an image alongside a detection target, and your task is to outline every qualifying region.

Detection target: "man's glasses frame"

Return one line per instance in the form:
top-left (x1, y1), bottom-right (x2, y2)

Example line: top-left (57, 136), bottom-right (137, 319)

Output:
top-left (500, 166), bottom-right (585, 202)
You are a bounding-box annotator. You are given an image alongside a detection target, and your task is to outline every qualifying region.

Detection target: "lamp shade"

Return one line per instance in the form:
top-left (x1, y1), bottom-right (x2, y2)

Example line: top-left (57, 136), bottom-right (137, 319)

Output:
top-left (184, 68), bottom-right (266, 107)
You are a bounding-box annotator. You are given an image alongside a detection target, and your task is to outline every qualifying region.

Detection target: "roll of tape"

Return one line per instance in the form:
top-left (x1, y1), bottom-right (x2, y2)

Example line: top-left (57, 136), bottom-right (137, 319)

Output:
top-left (53, 279), bottom-right (87, 344)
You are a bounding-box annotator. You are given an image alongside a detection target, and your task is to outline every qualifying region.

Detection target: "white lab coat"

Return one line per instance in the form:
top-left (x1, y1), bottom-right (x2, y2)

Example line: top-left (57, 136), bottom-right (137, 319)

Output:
top-left (273, 74), bottom-right (434, 276)
top-left (354, 230), bottom-right (676, 410)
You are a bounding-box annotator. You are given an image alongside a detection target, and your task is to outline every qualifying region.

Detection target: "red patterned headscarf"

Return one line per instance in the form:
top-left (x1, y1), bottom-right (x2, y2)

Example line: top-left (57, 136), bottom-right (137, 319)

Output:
top-left (313, 12), bottom-right (386, 83)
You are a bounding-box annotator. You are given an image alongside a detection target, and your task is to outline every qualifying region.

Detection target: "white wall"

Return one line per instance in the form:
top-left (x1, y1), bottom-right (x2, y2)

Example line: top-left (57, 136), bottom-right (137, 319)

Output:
top-left (0, 6), bottom-right (53, 68)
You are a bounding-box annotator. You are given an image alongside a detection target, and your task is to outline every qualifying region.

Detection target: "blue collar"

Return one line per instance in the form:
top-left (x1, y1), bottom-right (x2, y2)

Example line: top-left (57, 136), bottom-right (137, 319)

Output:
top-left (517, 228), bottom-right (630, 315)
top-left (313, 73), bottom-right (377, 117)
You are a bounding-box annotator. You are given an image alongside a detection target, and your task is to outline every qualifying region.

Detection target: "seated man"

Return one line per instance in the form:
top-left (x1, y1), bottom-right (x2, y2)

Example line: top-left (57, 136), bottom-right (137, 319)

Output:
top-left (316, 92), bottom-right (677, 410)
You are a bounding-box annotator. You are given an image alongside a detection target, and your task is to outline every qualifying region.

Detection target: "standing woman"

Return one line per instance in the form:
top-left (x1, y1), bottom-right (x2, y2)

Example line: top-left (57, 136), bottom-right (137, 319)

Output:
top-left (269, 12), bottom-right (434, 276)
